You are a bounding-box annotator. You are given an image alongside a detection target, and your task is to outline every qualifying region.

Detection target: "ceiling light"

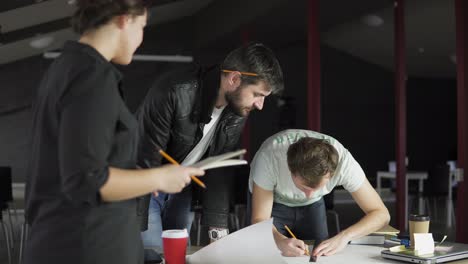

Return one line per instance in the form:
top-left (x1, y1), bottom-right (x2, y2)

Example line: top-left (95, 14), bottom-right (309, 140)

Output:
top-left (30, 35), bottom-right (55, 49)
top-left (361, 14), bottom-right (384, 27)
top-left (132, 54), bottom-right (193, 62)
top-left (44, 52), bottom-right (194, 62)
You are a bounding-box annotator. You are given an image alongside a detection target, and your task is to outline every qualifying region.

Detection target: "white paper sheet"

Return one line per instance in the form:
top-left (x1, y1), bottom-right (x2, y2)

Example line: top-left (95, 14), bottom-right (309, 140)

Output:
top-left (292, 245), bottom-right (390, 264)
top-left (187, 219), bottom-right (288, 264)
top-left (187, 228), bottom-right (396, 264)
top-left (285, 244), bottom-right (396, 264)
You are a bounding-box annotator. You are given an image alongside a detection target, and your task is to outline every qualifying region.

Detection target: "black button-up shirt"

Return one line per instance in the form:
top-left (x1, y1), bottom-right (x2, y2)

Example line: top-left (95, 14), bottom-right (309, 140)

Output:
top-left (24, 41), bottom-right (142, 264)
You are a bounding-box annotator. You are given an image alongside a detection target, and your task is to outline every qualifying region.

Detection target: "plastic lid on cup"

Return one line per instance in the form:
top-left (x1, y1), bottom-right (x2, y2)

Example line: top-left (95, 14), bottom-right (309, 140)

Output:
top-left (162, 229), bottom-right (188, 238)
top-left (409, 214), bottom-right (430, 221)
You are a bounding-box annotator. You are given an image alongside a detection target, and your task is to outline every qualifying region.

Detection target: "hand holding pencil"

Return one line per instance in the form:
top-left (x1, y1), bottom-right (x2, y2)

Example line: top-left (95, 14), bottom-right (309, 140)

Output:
top-left (284, 225), bottom-right (310, 256)
top-left (145, 149), bottom-right (205, 196)
top-left (152, 163), bottom-right (204, 194)
top-left (158, 149), bottom-right (206, 188)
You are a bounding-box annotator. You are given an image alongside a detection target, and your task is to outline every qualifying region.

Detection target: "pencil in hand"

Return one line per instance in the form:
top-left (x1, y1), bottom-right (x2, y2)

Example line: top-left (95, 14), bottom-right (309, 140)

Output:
top-left (284, 225), bottom-right (310, 256)
top-left (158, 149), bottom-right (206, 189)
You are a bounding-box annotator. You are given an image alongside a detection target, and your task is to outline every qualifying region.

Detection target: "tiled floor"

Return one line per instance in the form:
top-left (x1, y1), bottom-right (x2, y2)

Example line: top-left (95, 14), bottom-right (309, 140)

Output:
top-left (1, 188), bottom-right (458, 264)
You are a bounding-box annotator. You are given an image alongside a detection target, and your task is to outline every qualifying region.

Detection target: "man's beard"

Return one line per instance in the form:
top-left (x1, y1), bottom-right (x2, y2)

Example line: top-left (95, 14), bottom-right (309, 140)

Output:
top-left (225, 88), bottom-right (252, 117)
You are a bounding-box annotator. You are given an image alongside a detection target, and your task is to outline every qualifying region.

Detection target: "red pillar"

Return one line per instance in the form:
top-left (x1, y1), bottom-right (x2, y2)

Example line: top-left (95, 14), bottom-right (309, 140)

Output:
top-left (394, 0), bottom-right (408, 231)
top-left (455, 0), bottom-right (468, 243)
top-left (307, 0), bottom-right (321, 131)
top-left (241, 29), bottom-right (252, 161)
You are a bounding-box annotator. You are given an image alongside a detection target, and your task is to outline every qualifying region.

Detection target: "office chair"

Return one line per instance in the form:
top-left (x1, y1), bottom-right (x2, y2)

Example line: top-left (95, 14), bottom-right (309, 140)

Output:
top-left (422, 164), bottom-right (455, 226)
top-left (0, 167), bottom-right (13, 264)
top-left (0, 167), bottom-right (16, 249)
top-left (0, 204), bottom-right (12, 264)
top-left (19, 219), bottom-right (29, 264)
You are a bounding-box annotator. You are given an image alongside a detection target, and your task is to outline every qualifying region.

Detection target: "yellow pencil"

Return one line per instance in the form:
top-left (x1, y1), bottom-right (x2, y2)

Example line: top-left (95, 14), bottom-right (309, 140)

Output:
top-left (158, 149), bottom-right (206, 189)
top-left (222, 69), bottom-right (259, 76)
top-left (284, 225), bottom-right (310, 256)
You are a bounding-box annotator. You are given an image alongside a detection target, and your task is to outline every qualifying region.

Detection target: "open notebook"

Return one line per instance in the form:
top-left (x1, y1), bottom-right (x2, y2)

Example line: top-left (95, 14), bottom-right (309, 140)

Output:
top-left (190, 149), bottom-right (247, 170)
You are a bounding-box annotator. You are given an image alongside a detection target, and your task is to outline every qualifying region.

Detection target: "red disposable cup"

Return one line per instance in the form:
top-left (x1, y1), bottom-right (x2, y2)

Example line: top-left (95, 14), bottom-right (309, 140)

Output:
top-left (162, 229), bottom-right (188, 264)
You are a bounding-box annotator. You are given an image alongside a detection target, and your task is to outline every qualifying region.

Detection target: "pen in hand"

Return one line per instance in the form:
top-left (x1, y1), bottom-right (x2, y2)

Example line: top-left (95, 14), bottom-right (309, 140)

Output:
top-left (284, 225), bottom-right (310, 256)
top-left (158, 149), bottom-right (206, 189)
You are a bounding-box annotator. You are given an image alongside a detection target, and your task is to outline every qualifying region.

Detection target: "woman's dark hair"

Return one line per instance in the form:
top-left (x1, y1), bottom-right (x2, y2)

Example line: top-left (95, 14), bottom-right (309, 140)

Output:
top-left (71, 0), bottom-right (149, 34)
top-left (221, 42), bottom-right (284, 95)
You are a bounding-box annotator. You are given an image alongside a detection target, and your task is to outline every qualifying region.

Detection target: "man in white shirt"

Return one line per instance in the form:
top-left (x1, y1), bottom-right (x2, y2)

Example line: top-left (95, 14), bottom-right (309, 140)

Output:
top-left (249, 129), bottom-right (390, 257)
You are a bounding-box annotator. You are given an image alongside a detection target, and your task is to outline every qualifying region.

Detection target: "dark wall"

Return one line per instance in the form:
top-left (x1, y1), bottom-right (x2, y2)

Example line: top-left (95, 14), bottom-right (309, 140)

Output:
top-left (0, 56), bottom-right (51, 182)
top-left (118, 62), bottom-right (168, 113)
top-left (321, 45), bottom-right (395, 182)
top-left (239, 40), bottom-right (456, 184)
top-left (407, 78), bottom-right (457, 170)
top-left (320, 46), bottom-right (456, 181)
top-left (0, 16), bottom-right (197, 182)
top-left (0, 36), bottom-right (458, 187)
top-left (231, 40), bottom-right (397, 183)
top-left (0, 57), bottom-right (194, 182)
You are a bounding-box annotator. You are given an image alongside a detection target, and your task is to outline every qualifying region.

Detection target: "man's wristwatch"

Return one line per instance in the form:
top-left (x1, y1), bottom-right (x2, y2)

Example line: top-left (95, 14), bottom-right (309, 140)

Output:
top-left (208, 228), bottom-right (229, 241)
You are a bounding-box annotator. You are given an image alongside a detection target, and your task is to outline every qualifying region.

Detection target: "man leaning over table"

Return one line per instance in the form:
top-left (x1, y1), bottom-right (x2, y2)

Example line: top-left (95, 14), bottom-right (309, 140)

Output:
top-left (136, 43), bottom-right (284, 263)
top-left (248, 129), bottom-right (390, 257)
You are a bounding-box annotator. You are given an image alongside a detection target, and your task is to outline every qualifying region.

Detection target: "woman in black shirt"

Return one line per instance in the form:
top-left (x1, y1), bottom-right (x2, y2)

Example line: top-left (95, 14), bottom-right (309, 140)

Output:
top-left (24, 1), bottom-right (204, 263)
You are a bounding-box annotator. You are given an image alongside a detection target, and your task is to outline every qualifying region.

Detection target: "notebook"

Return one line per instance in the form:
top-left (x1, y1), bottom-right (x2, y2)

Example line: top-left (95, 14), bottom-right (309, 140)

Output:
top-left (190, 149), bottom-right (247, 170)
top-left (381, 242), bottom-right (468, 264)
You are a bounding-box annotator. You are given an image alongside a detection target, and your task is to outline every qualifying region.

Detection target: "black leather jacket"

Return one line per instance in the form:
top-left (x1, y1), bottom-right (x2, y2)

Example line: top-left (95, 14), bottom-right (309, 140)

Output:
top-left (136, 64), bottom-right (246, 229)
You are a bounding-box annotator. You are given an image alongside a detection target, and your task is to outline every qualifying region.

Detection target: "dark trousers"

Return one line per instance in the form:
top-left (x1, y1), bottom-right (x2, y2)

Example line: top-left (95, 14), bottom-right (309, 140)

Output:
top-left (246, 192), bottom-right (329, 243)
top-left (163, 167), bottom-right (235, 230)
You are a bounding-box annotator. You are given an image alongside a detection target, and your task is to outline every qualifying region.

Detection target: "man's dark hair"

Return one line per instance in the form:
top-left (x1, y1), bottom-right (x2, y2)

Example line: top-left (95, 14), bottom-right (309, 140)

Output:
top-left (71, 0), bottom-right (149, 34)
top-left (287, 137), bottom-right (339, 188)
top-left (221, 42), bottom-right (284, 94)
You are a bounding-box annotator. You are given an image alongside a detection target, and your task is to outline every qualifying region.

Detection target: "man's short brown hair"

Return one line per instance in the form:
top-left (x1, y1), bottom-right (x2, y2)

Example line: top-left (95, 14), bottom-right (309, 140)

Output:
top-left (287, 137), bottom-right (339, 188)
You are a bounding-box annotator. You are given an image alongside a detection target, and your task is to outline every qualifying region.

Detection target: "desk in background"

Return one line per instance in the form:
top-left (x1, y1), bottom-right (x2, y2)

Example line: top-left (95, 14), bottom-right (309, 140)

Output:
top-left (377, 170), bottom-right (460, 228)
top-left (376, 171), bottom-right (428, 230)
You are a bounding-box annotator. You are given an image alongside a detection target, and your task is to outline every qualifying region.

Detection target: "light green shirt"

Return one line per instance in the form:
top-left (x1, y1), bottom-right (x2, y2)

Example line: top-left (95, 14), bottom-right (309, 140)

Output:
top-left (248, 129), bottom-right (366, 207)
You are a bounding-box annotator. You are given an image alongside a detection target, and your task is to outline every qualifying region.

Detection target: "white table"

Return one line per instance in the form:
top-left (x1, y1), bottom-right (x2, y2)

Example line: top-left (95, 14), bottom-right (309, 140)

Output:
top-left (188, 245), bottom-right (396, 264)
top-left (286, 244), bottom-right (468, 264)
top-left (283, 245), bottom-right (393, 264)
top-left (376, 171), bottom-right (428, 229)
top-left (189, 244), bottom-right (468, 264)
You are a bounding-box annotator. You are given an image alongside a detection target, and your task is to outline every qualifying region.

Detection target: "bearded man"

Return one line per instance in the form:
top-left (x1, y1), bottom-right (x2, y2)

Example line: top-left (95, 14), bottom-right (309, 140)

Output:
top-left (136, 43), bottom-right (284, 262)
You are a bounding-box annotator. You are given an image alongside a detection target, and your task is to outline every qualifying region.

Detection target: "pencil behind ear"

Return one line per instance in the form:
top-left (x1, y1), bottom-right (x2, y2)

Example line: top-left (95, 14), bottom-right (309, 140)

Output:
top-left (227, 71), bottom-right (242, 90)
